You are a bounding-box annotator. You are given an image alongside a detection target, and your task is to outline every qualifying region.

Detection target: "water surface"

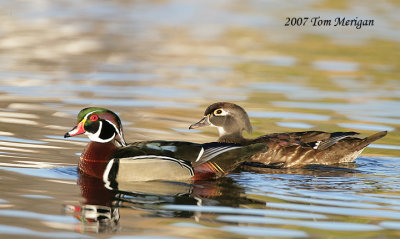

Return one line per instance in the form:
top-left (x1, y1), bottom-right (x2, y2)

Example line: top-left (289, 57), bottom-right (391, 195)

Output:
top-left (0, 0), bottom-right (400, 238)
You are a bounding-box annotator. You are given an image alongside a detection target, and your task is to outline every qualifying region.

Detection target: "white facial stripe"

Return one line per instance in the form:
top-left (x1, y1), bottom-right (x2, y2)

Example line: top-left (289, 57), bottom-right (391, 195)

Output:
top-left (83, 110), bottom-right (102, 121)
top-left (105, 119), bottom-right (122, 138)
top-left (105, 119), bottom-right (126, 146)
top-left (82, 110), bottom-right (125, 144)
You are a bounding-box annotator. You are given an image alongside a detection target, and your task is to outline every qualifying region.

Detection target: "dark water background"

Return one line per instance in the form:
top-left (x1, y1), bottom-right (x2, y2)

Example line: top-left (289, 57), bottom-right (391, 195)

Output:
top-left (0, 0), bottom-right (400, 238)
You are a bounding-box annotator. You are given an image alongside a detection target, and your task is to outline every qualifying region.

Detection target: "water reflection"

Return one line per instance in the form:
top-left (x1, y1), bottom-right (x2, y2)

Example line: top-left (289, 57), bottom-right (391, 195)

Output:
top-left (68, 172), bottom-right (251, 233)
top-left (1, 154), bottom-right (400, 238)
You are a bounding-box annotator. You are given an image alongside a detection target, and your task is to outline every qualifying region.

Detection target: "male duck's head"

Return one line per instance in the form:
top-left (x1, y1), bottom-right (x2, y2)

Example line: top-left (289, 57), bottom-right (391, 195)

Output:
top-left (189, 102), bottom-right (252, 140)
top-left (64, 107), bottom-right (127, 147)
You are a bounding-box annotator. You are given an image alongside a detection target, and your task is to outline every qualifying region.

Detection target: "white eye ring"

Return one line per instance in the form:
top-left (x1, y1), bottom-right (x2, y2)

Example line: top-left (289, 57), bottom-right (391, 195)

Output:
top-left (213, 108), bottom-right (228, 116)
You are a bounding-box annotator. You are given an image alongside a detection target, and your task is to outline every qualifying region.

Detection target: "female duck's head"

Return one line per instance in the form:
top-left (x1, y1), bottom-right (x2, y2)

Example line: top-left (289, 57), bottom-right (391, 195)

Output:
top-left (189, 102), bottom-right (252, 139)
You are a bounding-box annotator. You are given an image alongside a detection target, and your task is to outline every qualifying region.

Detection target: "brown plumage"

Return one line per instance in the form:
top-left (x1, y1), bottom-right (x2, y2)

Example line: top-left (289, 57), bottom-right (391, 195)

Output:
top-left (189, 102), bottom-right (387, 168)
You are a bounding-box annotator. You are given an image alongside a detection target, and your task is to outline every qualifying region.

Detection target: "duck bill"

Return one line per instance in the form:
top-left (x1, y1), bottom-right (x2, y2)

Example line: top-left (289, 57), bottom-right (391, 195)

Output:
top-left (189, 116), bottom-right (211, 129)
top-left (64, 121), bottom-right (86, 138)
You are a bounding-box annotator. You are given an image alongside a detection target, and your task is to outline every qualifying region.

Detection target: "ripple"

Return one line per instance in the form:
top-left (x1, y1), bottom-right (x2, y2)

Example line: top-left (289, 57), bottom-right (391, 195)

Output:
top-left (337, 123), bottom-right (395, 132)
top-left (312, 60), bottom-right (359, 72)
top-left (272, 100), bottom-right (400, 118)
top-left (0, 210), bottom-right (76, 223)
top-left (266, 194), bottom-right (382, 209)
top-left (293, 189), bottom-right (400, 206)
top-left (259, 55), bottom-right (297, 67)
top-left (162, 205), bottom-right (326, 219)
top-left (0, 136), bottom-right (46, 144)
top-left (63, 98), bottom-right (196, 108)
top-left (172, 222), bottom-right (206, 228)
top-left (249, 82), bottom-right (311, 94)
top-left (0, 225), bottom-right (89, 238)
top-left (0, 118), bottom-right (38, 125)
top-left (380, 221), bottom-right (400, 230)
top-left (249, 82), bottom-right (399, 100)
top-left (21, 195), bottom-right (54, 199)
top-left (276, 122), bottom-right (314, 129)
top-left (220, 225), bottom-right (307, 238)
top-left (368, 144), bottom-right (400, 151)
top-left (88, 72), bottom-right (159, 82)
top-left (363, 193), bottom-right (400, 199)
top-left (348, 116), bottom-right (400, 125)
top-left (0, 141), bottom-right (61, 149)
top-left (249, 111), bottom-right (330, 121)
top-left (267, 202), bottom-right (400, 219)
top-left (0, 166), bottom-right (76, 180)
top-left (218, 215), bottom-right (382, 231)
top-left (0, 131), bottom-right (13, 136)
top-left (0, 112), bottom-right (38, 119)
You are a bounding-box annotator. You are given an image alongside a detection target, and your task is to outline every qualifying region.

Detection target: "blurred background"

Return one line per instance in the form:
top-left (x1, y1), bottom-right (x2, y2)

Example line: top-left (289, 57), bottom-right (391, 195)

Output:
top-left (0, 0), bottom-right (400, 238)
top-left (0, 0), bottom-right (399, 146)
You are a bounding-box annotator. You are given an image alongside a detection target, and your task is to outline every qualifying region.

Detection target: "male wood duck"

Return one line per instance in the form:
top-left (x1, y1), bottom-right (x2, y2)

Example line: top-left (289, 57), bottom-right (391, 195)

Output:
top-left (189, 102), bottom-right (387, 168)
top-left (64, 107), bottom-right (267, 182)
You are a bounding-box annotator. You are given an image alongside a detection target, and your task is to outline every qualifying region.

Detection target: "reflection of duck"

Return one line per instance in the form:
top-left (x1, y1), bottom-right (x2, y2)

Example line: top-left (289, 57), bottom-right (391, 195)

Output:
top-left (65, 174), bottom-right (119, 233)
top-left (190, 102), bottom-right (387, 168)
top-left (65, 170), bottom-right (250, 232)
top-left (64, 107), bottom-right (267, 182)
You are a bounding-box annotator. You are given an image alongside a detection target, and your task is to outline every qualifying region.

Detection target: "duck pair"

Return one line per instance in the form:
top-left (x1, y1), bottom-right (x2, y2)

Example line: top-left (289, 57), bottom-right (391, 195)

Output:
top-left (65, 103), bottom-right (387, 182)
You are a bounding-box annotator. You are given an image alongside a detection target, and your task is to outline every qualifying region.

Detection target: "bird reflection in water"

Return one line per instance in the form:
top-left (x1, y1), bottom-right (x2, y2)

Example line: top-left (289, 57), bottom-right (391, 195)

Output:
top-left (64, 170), bottom-right (245, 233)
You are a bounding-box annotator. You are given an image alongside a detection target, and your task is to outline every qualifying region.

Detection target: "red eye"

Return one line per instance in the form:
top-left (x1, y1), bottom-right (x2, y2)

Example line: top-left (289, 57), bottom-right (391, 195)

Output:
top-left (90, 115), bottom-right (98, 121)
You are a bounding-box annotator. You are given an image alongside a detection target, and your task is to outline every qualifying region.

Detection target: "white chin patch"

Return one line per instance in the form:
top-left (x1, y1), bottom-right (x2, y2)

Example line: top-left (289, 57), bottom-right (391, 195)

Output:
top-left (209, 122), bottom-right (227, 137)
top-left (217, 127), bottom-right (227, 136)
top-left (86, 121), bottom-right (114, 143)
top-left (87, 133), bottom-right (114, 143)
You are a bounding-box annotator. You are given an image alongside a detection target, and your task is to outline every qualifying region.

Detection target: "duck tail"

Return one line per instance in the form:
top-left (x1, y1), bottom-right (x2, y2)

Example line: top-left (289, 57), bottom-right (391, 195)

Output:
top-left (355, 131), bottom-right (387, 150)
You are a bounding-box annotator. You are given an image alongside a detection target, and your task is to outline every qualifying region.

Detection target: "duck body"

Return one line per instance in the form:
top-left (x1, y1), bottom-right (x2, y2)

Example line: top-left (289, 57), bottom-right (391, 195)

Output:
top-left (190, 102), bottom-right (387, 168)
top-left (79, 141), bottom-right (117, 179)
top-left (248, 130), bottom-right (386, 168)
top-left (65, 107), bottom-right (266, 183)
top-left (103, 140), bottom-right (265, 183)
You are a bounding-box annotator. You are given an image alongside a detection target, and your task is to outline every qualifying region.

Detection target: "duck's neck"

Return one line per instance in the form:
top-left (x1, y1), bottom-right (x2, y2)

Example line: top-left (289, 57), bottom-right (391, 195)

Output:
top-left (218, 132), bottom-right (251, 145)
top-left (79, 141), bottom-right (118, 179)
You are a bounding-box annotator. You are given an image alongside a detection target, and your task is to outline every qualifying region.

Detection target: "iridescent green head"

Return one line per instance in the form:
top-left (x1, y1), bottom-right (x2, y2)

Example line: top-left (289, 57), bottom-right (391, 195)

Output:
top-left (64, 107), bottom-right (127, 147)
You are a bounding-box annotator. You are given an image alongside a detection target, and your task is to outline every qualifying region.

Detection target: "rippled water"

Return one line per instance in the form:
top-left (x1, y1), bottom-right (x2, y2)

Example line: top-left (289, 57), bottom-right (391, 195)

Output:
top-left (1, 0), bottom-right (400, 238)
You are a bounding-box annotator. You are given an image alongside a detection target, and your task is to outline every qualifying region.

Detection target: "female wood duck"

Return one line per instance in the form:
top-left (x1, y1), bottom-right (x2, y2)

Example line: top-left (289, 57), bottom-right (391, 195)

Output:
top-left (64, 107), bottom-right (266, 183)
top-left (189, 102), bottom-right (387, 168)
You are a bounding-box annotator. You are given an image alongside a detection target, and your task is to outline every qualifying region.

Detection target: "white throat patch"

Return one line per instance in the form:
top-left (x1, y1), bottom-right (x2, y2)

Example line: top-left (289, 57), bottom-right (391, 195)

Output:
top-left (217, 126), bottom-right (227, 136)
top-left (208, 121), bottom-right (228, 137)
top-left (86, 121), bottom-right (115, 143)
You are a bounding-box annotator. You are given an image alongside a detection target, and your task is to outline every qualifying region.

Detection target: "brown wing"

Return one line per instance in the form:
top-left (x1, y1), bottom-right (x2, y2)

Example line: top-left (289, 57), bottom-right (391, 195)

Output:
top-left (249, 131), bottom-right (387, 168)
top-left (253, 131), bottom-right (359, 150)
